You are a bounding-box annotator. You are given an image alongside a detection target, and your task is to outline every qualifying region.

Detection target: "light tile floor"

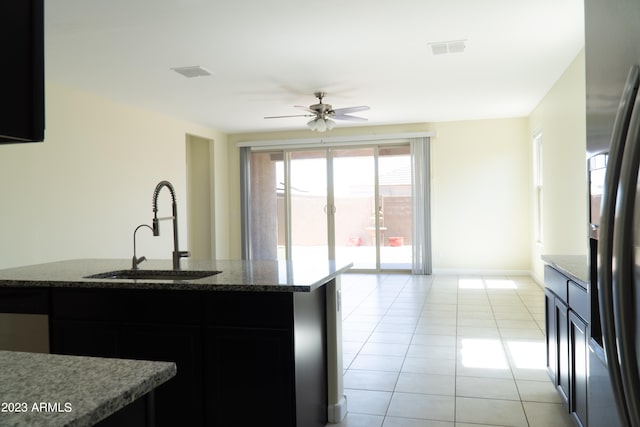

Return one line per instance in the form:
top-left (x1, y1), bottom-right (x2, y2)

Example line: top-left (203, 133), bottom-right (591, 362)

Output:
top-left (330, 273), bottom-right (575, 427)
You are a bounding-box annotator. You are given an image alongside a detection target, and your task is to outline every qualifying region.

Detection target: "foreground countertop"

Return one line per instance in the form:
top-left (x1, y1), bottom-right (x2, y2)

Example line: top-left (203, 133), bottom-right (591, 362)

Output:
top-left (0, 351), bottom-right (175, 427)
top-left (0, 259), bottom-right (353, 292)
top-left (541, 254), bottom-right (589, 285)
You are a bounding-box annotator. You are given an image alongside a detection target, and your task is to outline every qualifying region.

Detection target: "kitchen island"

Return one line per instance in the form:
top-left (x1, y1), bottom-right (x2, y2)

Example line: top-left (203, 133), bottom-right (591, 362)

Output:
top-left (0, 259), bottom-right (352, 427)
top-left (0, 350), bottom-right (175, 427)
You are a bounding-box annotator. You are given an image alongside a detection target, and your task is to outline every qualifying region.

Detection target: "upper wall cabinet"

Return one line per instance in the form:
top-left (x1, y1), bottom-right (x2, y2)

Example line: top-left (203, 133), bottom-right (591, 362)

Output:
top-left (0, 0), bottom-right (44, 143)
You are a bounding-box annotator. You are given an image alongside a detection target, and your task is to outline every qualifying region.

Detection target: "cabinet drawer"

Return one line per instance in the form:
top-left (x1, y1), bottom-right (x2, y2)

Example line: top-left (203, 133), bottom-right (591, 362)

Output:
top-left (51, 289), bottom-right (202, 324)
top-left (569, 281), bottom-right (589, 322)
top-left (205, 292), bottom-right (293, 328)
top-left (545, 265), bottom-right (568, 301)
top-left (0, 288), bottom-right (49, 314)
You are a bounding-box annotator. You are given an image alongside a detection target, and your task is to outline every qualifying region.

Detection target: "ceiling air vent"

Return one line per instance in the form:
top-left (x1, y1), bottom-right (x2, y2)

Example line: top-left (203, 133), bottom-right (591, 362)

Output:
top-left (170, 66), bottom-right (212, 78)
top-left (429, 40), bottom-right (467, 55)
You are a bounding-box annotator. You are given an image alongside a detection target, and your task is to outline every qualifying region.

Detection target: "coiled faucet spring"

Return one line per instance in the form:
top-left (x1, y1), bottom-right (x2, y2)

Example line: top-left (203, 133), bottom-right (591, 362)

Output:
top-left (151, 180), bottom-right (189, 270)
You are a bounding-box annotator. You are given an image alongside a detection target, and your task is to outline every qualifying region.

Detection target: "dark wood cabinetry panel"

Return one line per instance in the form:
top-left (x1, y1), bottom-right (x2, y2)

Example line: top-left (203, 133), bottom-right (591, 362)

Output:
top-left (51, 320), bottom-right (203, 427)
top-left (557, 297), bottom-right (570, 403)
top-left (570, 311), bottom-right (588, 427)
top-left (51, 289), bottom-right (204, 426)
top-left (0, 0), bottom-right (44, 143)
top-left (205, 327), bottom-right (295, 427)
top-left (545, 288), bottom-right (558, 382)
top-left (119, 324), bottom-right (204, 427)
top-left (545, 285), bottom-right (570, 403)
top-left (545, 265), bottom-right (590, 426)
top-left (49, 287), bottom-right (328, 427)
top-left (0, 288), bottom-right (49, 314)
top-left (51, 321), bottom-right (119, 358)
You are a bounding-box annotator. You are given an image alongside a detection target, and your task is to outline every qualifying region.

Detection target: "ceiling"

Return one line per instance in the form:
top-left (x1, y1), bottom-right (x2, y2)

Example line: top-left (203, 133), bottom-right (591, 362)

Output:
top-left (45, 0), bottom-right (585, 134)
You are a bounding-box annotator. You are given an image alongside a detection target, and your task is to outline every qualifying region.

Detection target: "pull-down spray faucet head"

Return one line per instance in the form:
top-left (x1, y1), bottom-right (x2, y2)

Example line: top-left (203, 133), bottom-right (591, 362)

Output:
top-left (152, 180), bottom-right (176, 236)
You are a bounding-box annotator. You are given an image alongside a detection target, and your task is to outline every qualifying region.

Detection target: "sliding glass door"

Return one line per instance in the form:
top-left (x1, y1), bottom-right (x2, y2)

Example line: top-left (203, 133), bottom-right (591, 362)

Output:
top-left (246, 144), bottom-right (412, 271)
top-left (332, 148), bottom-right (377, 269)
top-left (378, 145), bottom-right (412, 270)
top-left (289, 150), bottom-right (329, 262)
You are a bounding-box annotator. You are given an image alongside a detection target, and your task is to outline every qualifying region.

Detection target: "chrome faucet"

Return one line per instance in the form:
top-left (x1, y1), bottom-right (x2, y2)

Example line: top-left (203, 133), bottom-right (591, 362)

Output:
top-left (132, 224), bottom-right (153, 270)
top-left (152, 180), bottom-right (190, 270)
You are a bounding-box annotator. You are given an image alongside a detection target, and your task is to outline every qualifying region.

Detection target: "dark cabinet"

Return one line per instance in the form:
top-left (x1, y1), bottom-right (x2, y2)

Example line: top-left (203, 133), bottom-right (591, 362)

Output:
top-left (205, 327), bottom-right (294, 426)
top-left (557, 297), bottom-right (570, 402)
top-left (119, 325), bottom-right (203, 427)
top-left (545, 287), bottom-right (569, 402)
top-left (545, 289), bottom-right (558, 380)
top-left (51, 320), bottom-right (199, 427)
top-left (544, 265), bottom-right (589, 427)
top-left (570, 311), bottom-right (588, 427)
top-left (51, 290), bottom-right (204, 427)
top-left (49, 287), bottom-right (328, 427)
top-left (0, 0), bottom-right (45, 143)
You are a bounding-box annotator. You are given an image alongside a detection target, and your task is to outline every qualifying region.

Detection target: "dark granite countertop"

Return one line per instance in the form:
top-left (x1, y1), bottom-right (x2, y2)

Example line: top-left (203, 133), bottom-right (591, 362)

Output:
top-left (0, 259), bottom-right (352, 292)
top-left (541, 254), bottom-right (589, 286)
top-left (0, 351), bottom-right (175, 427)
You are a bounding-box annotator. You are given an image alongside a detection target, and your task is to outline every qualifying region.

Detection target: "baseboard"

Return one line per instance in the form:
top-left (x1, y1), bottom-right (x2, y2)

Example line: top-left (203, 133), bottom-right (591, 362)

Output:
top-left (327, 395), bottom-right (347, 424)
top-left (431, 268), bottom-right (532, 276)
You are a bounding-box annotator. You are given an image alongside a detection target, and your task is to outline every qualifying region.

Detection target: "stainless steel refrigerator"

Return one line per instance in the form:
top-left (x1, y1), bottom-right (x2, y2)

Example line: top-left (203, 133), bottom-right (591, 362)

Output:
top-left (586, 0), bottom-right (640, 426)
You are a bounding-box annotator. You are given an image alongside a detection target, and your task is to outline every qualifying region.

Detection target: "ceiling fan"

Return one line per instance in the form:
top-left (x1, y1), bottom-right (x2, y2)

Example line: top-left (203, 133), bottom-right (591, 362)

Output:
top-left (264, 92), bottom-right (370, 132)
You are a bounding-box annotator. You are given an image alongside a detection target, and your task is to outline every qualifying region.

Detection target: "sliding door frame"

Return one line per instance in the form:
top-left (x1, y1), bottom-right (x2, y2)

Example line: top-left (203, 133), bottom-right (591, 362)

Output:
top-left (239, 133), bottom-right (432, 273)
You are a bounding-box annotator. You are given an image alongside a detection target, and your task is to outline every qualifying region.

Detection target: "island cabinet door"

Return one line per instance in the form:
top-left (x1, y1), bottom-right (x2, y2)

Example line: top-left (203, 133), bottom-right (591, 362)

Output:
top-left (204, 326), bottom-right (295, 427)
top-left (51, 320), bottom-right (119, 358)
top-left (118, 324), bottom-right (204, 427)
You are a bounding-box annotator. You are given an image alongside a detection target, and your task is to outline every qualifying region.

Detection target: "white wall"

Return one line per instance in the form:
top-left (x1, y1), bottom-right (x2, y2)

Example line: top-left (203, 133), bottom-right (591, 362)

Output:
top-left (228, 120), bottom-right (532, 273)
top-left (0, 82), bottom-right (229, 269)
top-left (528, 50), bottom-right (587, 283)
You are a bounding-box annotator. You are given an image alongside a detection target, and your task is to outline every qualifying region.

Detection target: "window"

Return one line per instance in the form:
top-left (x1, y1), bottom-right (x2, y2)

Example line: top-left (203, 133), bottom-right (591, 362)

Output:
top-left (533, 131), bottom-right (543, 244)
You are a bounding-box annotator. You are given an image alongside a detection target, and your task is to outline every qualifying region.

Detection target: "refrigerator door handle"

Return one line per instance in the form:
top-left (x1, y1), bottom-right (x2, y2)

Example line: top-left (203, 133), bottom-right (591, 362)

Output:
top-left (612, 85), bottom-right (640, 427)
top-left (598, 64), bottom-right (640, 427)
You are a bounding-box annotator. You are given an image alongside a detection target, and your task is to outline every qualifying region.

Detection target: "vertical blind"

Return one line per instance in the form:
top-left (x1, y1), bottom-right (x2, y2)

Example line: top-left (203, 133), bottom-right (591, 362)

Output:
top-left (410, 137), bottom-right (432, 274)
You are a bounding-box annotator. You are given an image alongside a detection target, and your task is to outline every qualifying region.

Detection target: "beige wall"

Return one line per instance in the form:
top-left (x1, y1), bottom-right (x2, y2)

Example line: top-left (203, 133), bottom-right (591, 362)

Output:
top-left (228, 120), bottom-right (532, 273)
top-left (430, 118), bottom-right (531, 273)
top-left (528, 50), bottom-right (587, 283)
top-left (0, 82), bottom-right (229, 269)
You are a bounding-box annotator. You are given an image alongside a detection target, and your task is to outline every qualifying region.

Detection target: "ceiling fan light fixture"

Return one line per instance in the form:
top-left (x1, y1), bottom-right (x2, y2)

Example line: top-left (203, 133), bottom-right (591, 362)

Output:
top-left (307, 118), bottom-right (318, 131)
top-left (315, 117), bottom-right (327, 132)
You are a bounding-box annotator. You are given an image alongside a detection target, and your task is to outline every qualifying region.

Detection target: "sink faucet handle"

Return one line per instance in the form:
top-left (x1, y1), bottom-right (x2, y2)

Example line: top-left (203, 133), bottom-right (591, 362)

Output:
top-left (132, 255), bottom-right (147, 270)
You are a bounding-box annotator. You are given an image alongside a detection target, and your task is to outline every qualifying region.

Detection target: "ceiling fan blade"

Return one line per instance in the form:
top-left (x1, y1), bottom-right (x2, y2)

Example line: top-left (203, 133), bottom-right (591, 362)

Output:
top-left (332, 114), bottom-right (368, 122)
top-left (332, 105), bottom-right (370, 115)
top-left (264, 114), bottom-right (314, 119)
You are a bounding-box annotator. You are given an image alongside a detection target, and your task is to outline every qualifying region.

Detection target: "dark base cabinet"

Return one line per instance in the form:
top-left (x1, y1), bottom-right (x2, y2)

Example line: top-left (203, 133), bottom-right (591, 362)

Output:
top-left (50, 287), bottom-right (328, 427)
top-left (545, 286), bottom-right (569, 402)
top-left (570, 311), bottom-right (588, 427)
top-left (544, 265), bottom-right (588, 427)
top-left (205, 327), bottom-right (294, 426)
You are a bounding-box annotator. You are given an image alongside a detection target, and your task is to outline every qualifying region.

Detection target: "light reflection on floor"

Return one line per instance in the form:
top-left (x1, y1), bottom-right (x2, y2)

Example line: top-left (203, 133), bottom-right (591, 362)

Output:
top-left (460, 338), bottom-right (509, 369)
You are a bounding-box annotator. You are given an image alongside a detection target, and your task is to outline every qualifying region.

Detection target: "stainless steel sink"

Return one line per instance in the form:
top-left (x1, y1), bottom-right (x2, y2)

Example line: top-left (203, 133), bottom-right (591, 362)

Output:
top-left (85, 269), bottom-right (222, 281)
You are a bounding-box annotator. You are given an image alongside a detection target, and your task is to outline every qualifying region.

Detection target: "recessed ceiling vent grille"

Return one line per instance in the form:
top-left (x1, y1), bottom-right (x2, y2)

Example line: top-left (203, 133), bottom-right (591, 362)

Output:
top-left (170, 66), bottom-right (212, 78)
top-left (429, 40), bottom-right (467, 55)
